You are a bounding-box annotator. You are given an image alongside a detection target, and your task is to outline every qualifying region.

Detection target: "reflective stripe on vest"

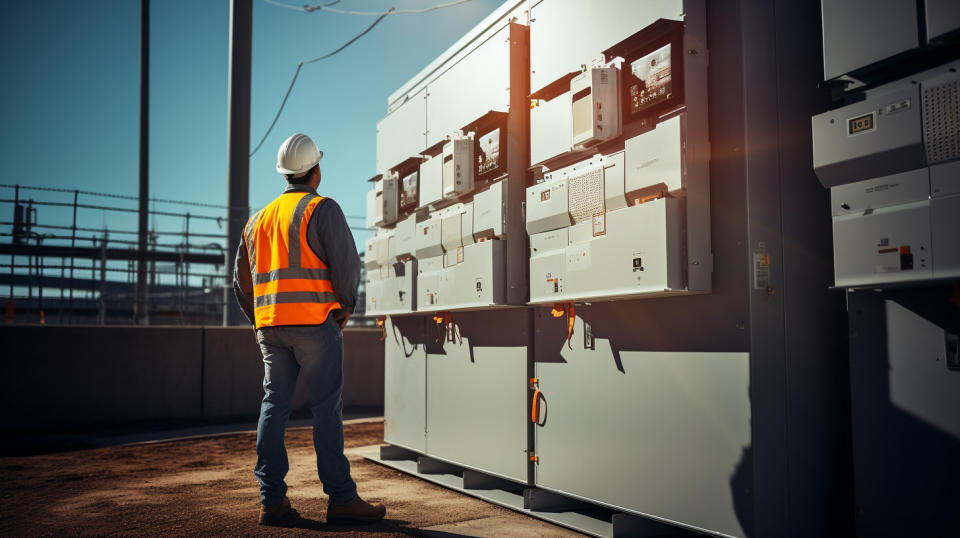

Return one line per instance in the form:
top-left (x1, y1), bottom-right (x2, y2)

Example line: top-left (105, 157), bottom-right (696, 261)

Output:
top-left (244, 192), bottom-right (341, 328)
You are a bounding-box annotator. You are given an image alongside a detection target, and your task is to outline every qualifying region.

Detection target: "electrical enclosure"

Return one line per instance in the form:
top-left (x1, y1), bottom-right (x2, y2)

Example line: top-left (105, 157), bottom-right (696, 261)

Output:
top-left (472, 180), bottom-right (505, 239)
top-left (606, 19), bottom-right (685, 130)
top-left (527, 154), bottom-right (685, 303)
top-left (571, 67), bottom-right (621, 149)
top-left (624, 113), bottom-right (686, 196)
top-left (530, 91), bottom-right (572, 166)
top-left (812, 83), bottom-right (925, 188)
top-left (442, 135), bottom-right (475, 199)
top-left (364, 215), bottom-right (417, 316)
top-left (381, 171), bottom-right (400, 226)
top-left (814, 63), bottom-right (960, 287)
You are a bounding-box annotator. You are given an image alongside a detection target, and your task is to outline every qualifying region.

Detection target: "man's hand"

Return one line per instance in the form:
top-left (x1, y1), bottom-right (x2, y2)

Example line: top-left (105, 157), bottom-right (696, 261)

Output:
top-left (333, 307), bottom-right (352, 330)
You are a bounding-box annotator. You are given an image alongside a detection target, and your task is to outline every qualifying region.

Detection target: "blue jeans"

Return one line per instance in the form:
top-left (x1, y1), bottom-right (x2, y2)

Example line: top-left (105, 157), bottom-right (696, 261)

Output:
top-left (254, 319), bottom-right (358, 507)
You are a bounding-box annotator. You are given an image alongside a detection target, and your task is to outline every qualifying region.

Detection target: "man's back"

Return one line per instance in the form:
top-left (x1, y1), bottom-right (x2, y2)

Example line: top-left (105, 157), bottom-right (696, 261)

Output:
top-left (233, 133), bottom-right (384, 526)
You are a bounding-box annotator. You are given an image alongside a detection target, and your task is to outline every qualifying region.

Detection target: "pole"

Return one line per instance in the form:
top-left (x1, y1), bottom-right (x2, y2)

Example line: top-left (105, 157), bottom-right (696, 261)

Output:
top-left (68, 189), bottom-right (77, 322)
top-left (226, 0), bottom-right (252, 325)
top-left (9, 185), bottom-right (17, 298)
top-left (135, 0), bottom-right (150, 325)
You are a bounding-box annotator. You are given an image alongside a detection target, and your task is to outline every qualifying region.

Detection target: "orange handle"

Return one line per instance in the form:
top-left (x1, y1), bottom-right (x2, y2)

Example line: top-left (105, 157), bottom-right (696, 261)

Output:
top-left (531, 389), bottom-right (541, 423)
top-left (376, 316), bottom-right (387, 341)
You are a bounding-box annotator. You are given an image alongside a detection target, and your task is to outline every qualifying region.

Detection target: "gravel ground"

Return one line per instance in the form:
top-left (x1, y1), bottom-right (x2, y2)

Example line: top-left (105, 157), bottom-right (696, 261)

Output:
top-left (0, 420), bottom-right (582, 537)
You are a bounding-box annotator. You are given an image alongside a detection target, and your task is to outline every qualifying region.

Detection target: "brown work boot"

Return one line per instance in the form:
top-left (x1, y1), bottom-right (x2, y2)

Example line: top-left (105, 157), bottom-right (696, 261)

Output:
top-left (258, 496), bottom-right (297, 526)
top-left (326, 496), bottom-right (386, 524)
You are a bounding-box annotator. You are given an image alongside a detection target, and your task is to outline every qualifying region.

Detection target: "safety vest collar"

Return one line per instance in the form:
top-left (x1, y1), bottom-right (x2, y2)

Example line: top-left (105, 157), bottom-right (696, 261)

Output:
top-left (282, 183), bottom-right (318, 195)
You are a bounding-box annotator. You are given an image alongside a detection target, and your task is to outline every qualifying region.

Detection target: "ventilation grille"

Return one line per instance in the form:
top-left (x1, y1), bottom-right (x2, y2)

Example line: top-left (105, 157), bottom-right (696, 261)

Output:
top-left (567, 166), bottom-right (604, 225)
top-left (923, 78), bottom-right (960, 164)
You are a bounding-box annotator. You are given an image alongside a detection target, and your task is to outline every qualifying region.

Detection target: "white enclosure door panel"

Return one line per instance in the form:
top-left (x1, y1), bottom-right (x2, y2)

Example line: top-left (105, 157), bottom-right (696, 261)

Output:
top-left (426, 309), bottom-right (529, 482)
top-left (530, 0), bottom-right (684, 91)
top-left (377, 88), bottom-right (427, 174)
top-left (426, 25), bottom-right (510, 148)
top-left (535, 310), bottom-right (750, 537)
top-left (530, 91), bottom-right (572, 166)
top-left (383, 317), bottom-right (426, 452)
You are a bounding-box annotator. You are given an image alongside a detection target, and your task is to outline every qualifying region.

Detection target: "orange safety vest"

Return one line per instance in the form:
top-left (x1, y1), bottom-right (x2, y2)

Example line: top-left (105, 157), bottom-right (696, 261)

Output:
top-left (244, 191), bottom-right (341, 328)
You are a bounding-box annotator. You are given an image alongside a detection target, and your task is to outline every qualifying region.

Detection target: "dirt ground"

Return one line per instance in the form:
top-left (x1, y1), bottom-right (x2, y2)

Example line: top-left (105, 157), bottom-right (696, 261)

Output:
top-left (0, 420), bottom-right (582, 536)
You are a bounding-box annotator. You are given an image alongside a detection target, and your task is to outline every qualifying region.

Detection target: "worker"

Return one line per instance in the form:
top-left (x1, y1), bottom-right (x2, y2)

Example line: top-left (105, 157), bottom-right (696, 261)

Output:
top-left (234, 133), bottom-right (386, 526)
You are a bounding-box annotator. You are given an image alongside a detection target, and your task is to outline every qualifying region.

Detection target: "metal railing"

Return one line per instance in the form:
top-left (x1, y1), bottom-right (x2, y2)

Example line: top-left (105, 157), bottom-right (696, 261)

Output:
top-left (1, 184), bottom-right (237, 325)
top-left (1, 183), bottom-right (374, 327)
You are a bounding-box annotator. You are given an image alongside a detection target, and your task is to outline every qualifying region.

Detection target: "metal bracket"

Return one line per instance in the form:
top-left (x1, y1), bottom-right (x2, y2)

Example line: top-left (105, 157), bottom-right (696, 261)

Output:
top-left (522, 488), bottom-right (591, 512)
top-left (612, 512), bottom-right (682, 537)
top-left (417, 456), bottom-right (463, 476)
top-left (462, 469), bottom-right (525, 492)
top-left (379, 444), bottom-right (419, 462)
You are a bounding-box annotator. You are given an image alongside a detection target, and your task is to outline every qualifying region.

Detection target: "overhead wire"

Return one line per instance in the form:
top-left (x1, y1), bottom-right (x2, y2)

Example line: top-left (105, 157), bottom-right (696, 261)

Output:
top-left (0, 183), bottom-right (236, 210)
top-left (250, 8), bottom-right (394, 157)
top-left (265, 0), bottom-right (471, 15)
top-left (250, 0), bottom-right (473, 157)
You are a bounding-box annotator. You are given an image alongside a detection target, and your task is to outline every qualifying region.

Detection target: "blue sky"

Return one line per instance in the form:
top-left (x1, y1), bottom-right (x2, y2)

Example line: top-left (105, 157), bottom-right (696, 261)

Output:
top-left (0, 0), bottom-right (504, 253)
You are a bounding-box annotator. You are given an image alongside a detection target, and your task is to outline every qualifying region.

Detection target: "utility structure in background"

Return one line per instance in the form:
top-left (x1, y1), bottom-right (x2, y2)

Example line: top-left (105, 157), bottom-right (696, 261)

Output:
top-left (0, 183), bottom-right (375, 327)
top-left (225, 0), bottom-right (252, 326)
top-left (0, 184), bottom-right (231, 325)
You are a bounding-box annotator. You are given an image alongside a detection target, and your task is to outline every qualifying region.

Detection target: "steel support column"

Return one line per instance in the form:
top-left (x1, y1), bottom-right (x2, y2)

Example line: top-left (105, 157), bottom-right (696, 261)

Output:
top-left (225, 0), bottom-right (252, 326)
top-left (506, 21), bottom-right (530, 305)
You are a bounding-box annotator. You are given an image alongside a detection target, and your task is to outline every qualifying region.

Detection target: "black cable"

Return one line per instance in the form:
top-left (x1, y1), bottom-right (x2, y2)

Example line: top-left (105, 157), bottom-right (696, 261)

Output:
top-left (249, 8), bottom-right (395, 157)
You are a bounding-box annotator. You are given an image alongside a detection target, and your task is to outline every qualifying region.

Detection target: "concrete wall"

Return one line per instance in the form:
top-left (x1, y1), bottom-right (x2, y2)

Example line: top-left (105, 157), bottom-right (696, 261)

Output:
top-left (1, 325), bottom-right (384, 429)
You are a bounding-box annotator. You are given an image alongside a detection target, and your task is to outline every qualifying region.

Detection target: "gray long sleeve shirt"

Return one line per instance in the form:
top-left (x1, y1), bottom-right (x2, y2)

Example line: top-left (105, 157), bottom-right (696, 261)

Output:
top-left (233, 183), bottom-right (361, 325)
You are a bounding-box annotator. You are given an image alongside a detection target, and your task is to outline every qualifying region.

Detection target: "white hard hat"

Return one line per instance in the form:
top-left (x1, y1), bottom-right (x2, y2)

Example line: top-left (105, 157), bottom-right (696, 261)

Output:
top-left (276, 133), bottom-right (323, 177)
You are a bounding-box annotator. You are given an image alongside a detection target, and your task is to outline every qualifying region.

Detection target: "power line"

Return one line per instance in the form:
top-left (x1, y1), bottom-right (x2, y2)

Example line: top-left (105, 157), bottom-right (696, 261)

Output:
top-left (0, 184), bottom-right (237, 211)
top-left (249, 8), bottom-right (393, 157)
top-left (251, 0), bottom-right (473, 157)
top-left (265, 0), bottom-right (472, 15)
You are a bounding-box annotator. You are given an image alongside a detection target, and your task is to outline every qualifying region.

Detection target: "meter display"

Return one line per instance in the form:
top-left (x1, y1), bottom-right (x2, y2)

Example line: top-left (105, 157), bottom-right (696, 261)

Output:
top-left (604, 19), bottom-right (684, 129)
top-left (476, 127), bottom-right (504, 180)
top-left (848, 112), bottom-right (875, 135)
top-left (400, 171), bottom-right (419, 209)
top-left (627, 43), bottom-right (673, 116)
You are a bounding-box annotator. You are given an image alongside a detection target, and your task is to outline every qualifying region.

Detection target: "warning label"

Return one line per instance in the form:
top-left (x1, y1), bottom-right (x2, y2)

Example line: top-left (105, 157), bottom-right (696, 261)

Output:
top-left (753, 252), bottom-right (770, 290)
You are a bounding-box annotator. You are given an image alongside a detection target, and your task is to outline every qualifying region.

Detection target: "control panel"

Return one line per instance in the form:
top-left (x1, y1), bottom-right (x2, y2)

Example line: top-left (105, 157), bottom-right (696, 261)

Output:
top-left (364, 215), bottom-right (417, 316)
top-left (367, 110), bottom-right (514, 314)
top-left (526, 16), bottom-right (711, 304)
top-left (416, 182), bottom-right (507, 311)
top-left (812, 62), bottom-right (960, 287)
top-left (526, 153), bottom-right (685, 303)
